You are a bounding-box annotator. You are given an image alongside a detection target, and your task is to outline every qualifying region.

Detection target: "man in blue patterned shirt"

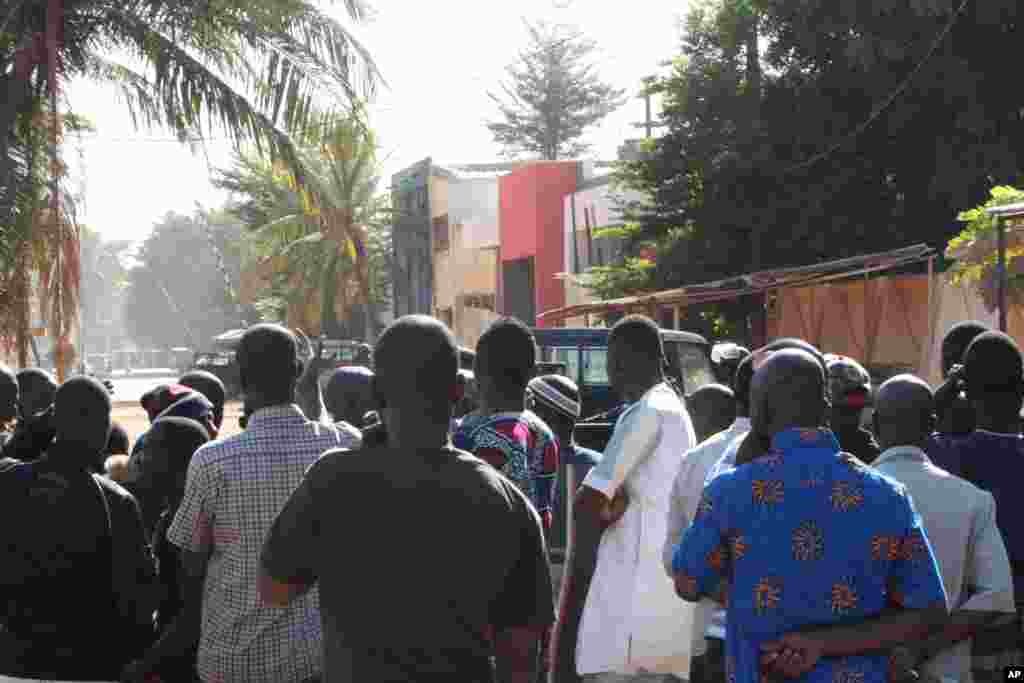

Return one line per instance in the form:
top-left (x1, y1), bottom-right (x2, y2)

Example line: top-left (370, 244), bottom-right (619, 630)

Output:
top-left (673, 348), bottom-right (948, 683)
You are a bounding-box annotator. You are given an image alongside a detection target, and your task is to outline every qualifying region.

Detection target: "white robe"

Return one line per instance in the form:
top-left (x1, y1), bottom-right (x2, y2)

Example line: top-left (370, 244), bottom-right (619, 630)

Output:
top-left (576, 382), bottom-right (697, 676)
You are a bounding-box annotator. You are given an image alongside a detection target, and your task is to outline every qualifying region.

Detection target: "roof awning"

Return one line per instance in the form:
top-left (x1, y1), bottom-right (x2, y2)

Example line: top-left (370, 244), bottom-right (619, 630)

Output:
top-left (539, 243), bottom-right (935, 324)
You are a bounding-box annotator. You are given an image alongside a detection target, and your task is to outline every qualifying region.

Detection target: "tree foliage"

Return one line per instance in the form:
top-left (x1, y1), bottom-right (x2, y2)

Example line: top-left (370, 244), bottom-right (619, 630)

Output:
top-left (1, 0), bottom-right (381, 236)
top-left (79, 225), bottom-right (132, 357)
top-left (122, 209), bottom-right (250, 349)
top-left (946, 186), bottom-right (1024, 311)
top-left (594, 0), bottom-right (1022, 340)
top-left (214, 111), bottom-right (392, 340)
top-left (486, 21), bottom-right (627, 160)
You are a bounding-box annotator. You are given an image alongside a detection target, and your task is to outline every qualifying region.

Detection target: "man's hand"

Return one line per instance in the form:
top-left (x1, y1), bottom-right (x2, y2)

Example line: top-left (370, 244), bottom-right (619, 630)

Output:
top-left (888, 646), bottom-right (920, 683)
top-left (760, 632), bottom-right (824, 679)
top-left (602, 488), bottom-right (629, 526)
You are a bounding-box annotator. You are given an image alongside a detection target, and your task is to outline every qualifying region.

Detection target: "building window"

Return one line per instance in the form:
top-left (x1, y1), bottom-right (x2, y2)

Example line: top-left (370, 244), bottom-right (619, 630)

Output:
top-left (433, 214), bottom-right (450, 252)
top-left (461, 293), bottom-right (496, 312)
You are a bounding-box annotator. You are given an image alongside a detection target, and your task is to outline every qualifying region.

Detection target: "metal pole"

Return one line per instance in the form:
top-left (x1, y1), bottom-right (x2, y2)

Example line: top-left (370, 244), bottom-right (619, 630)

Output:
top-left (997, 216), bottom-right (1008, 332)
top-left (48, 0), bottom-right (63, 380)
top-left (570, 191), bottom-right (579, 274)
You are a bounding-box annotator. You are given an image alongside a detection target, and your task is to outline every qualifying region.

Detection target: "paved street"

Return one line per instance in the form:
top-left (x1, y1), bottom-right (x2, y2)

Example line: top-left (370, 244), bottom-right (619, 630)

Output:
top-left (108, 372), bottom-right (178, 404)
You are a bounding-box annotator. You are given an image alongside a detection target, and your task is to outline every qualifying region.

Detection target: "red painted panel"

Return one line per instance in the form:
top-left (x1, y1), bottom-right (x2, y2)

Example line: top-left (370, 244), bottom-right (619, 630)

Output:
top-left (499, 168), bottom-right (539, 261)
top-left (498, 162), bottom-right (579, 327)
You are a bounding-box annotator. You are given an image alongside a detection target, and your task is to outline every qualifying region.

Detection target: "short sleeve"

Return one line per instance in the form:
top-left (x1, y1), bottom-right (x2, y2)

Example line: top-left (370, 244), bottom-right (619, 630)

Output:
top-left (672, 477), bottom-right (731, 603)
top-left (260, 459), bottom-right (323, 586)
top-left (530, 432), bottom-right (560, 517)
top-left (584, 404), bottom-right (660, 500)
top-left (167, 452), bottom-right (219, 554)
top-left (489, 489), bottom-right (555, 631)
top-left (887, 494), bottom-right (948, 611)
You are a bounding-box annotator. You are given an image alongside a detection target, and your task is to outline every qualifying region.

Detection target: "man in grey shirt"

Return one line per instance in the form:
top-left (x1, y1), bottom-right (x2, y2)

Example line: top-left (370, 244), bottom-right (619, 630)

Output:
top-left (872, 375), bottom-right (1014, 683)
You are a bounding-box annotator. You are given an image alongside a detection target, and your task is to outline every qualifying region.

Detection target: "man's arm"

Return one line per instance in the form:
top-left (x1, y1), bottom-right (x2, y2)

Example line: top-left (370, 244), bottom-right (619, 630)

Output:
top-left (491, 493), bottom-right (555, 683)
top-left (258, 459), bottom-right (323, 606)
top-left (123, 549), bottom-right (208, 682)
top-left (111, 491), bottom-right (161, 628)
top-left (671, 480), bottom-right (730, 604)
top-left (294, 329), bottom-right (329, 424)
top-left (763, 497), bottom-right (950, 678)
top-left (576, 405), bottom-right (658, 527)
top-left (911, 493), bottom-right (1015, 664)
top-left (662, 450), bottom-right (701, 577)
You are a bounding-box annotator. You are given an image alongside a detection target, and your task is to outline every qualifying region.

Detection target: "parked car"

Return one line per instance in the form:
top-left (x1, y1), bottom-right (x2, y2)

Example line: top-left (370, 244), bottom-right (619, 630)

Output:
top-left (191, 351), bottom-right (241, 399)
top-left (531, 327), bottom-right (714, 423)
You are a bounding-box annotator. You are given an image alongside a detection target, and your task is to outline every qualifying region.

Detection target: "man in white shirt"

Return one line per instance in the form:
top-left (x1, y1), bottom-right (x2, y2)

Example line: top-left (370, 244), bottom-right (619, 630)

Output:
top-left (575, 315), bottom-right (696, 682)
top-left (872, 374), bottom-right (1014, 683)
top-left (662, 355), bottom-right (752, 683)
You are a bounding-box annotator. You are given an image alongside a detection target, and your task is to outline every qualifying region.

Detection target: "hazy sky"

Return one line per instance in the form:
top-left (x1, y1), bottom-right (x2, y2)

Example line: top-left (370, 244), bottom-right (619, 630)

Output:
top-left (64, 0), bottom-right (685, 243)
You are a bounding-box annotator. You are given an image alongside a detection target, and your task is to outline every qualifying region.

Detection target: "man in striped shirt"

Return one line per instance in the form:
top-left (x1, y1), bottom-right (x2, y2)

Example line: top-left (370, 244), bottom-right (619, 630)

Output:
top-left (167, 324), bottom-right (360, 683)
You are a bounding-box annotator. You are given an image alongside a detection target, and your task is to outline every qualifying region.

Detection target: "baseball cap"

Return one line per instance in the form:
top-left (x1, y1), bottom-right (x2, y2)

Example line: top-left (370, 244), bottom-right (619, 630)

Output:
top-left (825, 354), bottom-right (872, 407)
top-left (712, 343), bottom-right (751, 366)
top-left (527, 374), bottom-right (581, 421)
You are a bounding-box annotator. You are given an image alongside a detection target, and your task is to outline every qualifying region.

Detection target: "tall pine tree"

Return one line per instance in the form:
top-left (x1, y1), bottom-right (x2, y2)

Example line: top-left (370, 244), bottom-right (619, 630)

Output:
top-left (486, 22), bottom-right (627, 160)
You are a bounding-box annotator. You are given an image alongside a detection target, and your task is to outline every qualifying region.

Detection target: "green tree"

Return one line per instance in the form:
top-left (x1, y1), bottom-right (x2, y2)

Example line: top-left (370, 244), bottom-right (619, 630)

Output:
top-left (79, 225), bottom-right (131, 361)
top-left (595, 0), bottom-right (1023, 342)
top-left (1, 0), bottom-right (382, 232)
top-left (122, 209), bottom-right (247, 349)
top-left (215, 111), bottom-right (392, 339)
top-left (946, 186), bottom-right (1024, 312)
top-left (486, 21), bottom-right (627, 160)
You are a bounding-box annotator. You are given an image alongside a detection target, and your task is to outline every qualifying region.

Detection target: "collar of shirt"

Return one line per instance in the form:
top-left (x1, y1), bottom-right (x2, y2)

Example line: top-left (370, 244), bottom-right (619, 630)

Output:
top-left (975, 429), bottom-right (1023, 439)
top-left (874, 444), bottom-right (931, 467)
top-left (769, 427), bottom-right (840, 454)
top-left (730, 416), bottom-right (751, 433)
top-left (248, 404), bottom-right (307, 428)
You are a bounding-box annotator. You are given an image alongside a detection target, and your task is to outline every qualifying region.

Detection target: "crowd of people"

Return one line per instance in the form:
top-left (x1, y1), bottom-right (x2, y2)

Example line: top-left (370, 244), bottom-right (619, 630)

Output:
top-left (0, 313), bottom-right (1021, 683)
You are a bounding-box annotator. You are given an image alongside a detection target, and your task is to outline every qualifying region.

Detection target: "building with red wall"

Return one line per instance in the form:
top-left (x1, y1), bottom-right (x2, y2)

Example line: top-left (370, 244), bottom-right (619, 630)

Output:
top-left (498, 161), bottom-right (582, 327)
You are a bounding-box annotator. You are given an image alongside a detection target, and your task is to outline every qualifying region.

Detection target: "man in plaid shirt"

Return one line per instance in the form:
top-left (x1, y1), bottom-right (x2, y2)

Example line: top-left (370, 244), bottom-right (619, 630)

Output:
top-left (167, 324), bottom-right (360, 683)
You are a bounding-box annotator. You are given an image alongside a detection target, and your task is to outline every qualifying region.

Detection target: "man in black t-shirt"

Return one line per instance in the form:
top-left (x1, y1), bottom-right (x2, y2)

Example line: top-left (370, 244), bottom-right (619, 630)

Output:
top-left (260, 315), bottom-right (554, 683)
top-left (0, 376), bottom-right (158, 680)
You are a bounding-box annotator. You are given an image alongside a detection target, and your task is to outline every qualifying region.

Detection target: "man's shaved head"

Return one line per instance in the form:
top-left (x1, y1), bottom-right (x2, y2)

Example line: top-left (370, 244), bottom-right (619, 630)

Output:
top-left (688, 383), bottom-right (736, 442)
top-left (17, 368), bottom-right (57, 418)
top-left (179, 370), bottom-right (226, 428)
top-left (374, 315), bottom-right (458, 423)
top-left (236, 324), bottom-right (301, 400)
top-left (751, 348), bottom-right (827, 440)
top-left (325, 366), bottom-right (375, 426)
top-left (942, 321), bottom-right (989, 377)
top-left (54, 375), bottom-right (112, 456)
top-left (873, 374), bottom-right (934, 450)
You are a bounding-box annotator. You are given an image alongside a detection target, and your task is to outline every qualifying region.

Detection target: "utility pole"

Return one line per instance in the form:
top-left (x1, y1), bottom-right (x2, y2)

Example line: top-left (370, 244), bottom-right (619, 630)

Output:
top-left (631, 76), bottom-right (666, 138)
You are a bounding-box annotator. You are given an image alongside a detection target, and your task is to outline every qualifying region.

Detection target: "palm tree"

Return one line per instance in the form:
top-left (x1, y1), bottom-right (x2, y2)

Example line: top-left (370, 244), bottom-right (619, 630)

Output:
top-left (0, 97), bottom-right (86, 371)
top-left (216, 110), bottom-right (392, 340)
top-left (1, 0), bottom-right (381, 231)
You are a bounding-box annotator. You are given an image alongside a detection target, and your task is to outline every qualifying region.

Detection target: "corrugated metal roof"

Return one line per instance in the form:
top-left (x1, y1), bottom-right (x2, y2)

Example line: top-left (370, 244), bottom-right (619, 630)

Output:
top-left (539, 243), bottom-right (935, 323)
top-left (987, 202), bottom-right (1024, 218)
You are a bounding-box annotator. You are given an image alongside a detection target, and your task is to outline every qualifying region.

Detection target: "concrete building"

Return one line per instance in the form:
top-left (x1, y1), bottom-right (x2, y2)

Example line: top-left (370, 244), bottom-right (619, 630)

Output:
top-left (499, 161), bottom-right (587, 327)
top-left (560, 174), bottom-right (643, 326)
top-left (390, 158), bottom-right (455, 319)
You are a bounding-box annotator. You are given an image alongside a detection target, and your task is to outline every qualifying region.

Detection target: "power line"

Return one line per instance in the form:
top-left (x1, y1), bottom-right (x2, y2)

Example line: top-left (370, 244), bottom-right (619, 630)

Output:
top-left (781, 0), bottom-right (972, 175)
